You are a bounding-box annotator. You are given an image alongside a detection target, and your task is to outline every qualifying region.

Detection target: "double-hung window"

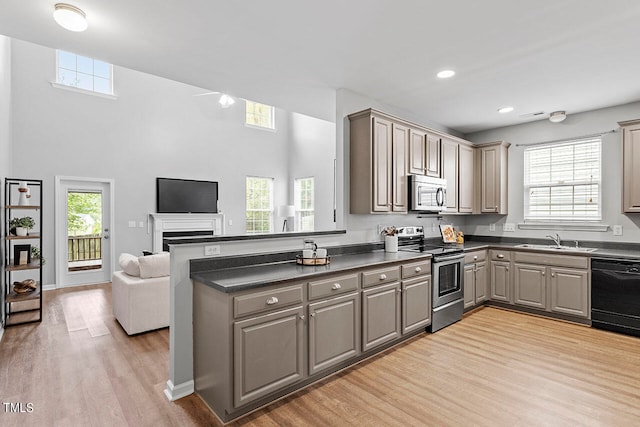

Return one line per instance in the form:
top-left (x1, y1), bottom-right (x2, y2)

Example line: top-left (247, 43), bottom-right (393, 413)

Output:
top-left (56, 50), bottom-right (113, 95)
top-left (246, 177), bottom-right (274, 233)
top-left (294, 177), bottom-right (314, 231)
top-left (524, 137), bottom-right (601, 222)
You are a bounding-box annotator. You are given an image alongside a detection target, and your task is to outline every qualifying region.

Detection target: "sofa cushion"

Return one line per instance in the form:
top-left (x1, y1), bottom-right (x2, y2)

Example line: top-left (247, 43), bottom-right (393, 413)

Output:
top-left (138, 252), bottom-right (170, 278)
top-left (119, 253), bottom-right (140, 277)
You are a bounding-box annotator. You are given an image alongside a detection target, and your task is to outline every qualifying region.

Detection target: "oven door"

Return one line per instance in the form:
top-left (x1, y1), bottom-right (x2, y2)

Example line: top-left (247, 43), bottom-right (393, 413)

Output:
top-left (432, 254), bottom-right (464, 308)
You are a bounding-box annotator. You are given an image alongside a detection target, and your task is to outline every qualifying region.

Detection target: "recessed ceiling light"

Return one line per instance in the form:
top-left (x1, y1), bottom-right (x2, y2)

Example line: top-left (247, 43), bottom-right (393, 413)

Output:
top-left (53, 3), bottom-right (88, 32)
top-left (436, 70), bottom-right (455, 79)
top-left (497, 106), bottom-right (514, 114)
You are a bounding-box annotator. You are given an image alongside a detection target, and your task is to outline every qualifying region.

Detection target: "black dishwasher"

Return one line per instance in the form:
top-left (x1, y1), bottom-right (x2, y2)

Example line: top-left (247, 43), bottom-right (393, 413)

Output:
top-left (592, 258), bottom-right (640, 337)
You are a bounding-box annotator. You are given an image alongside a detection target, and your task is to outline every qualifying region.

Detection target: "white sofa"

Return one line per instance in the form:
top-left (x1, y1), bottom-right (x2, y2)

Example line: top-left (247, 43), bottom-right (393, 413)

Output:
top-left (112, 252), bottom-right (170, 335)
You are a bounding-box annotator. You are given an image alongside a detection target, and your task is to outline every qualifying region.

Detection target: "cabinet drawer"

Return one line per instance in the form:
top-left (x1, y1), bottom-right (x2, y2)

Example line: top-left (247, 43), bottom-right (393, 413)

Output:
top-left (308, 273), bottom-right (359, 300)
top-left (490, 249), bottom-right (511, 262)
top-left (361, 266), bottom-right (400, 288)
top-left (401, 259), bottom-right (431, 279)
top-left (234, 285), bottom-right (303, 318)
top-left (465, 250), bottom-right (487, 264)
top-left (513, 251), bottom-right (588, 269)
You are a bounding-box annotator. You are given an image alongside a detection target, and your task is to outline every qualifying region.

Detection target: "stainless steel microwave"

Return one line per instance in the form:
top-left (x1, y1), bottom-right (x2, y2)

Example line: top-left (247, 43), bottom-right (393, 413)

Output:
top-left (409, 175), bottom-right (447, 212)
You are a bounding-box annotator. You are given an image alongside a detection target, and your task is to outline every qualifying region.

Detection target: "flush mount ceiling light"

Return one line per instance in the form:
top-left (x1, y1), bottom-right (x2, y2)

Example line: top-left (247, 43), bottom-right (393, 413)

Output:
top-left (497, 106), bottom-right (514, 114)
top-left (53, 3), bottom-right (88, 32)
top-left (218, 94), bottom-right (235, 108)
top-left (436, 70), bottom-right (455, 79)
top-left (549, 111), bottom-right (567, 123)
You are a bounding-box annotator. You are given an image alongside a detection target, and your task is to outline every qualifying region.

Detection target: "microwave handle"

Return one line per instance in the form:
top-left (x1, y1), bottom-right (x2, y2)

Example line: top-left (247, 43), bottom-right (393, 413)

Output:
top-left (436, 187), bottom-right (445, 206)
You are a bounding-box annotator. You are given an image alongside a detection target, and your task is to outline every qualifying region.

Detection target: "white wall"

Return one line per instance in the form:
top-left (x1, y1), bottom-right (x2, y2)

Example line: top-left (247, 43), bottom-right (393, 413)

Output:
top-left (0, 35), bottom-right (12, 330)
top-left (465, 101), bottom-right (640, 244)
top-left (9, 39), bottom-right (337, 286)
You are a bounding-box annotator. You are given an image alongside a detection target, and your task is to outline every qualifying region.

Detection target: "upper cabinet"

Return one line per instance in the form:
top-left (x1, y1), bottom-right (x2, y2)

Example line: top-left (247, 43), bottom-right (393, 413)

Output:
top-left (409, 129), bottom-right (441, 177)
top-left (349, 110), bottom-right (408, 214)
top-left (619, 119), bottom-right (640, 213)
top-left (440, 138), bottom-right (459, 212)
top-left (476, 141), bottom-right (510, 214)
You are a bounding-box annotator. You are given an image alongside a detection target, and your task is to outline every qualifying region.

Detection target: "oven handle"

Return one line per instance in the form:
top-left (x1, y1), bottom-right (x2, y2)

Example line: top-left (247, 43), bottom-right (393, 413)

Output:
top-left (432, 253), bottom-right (465, 263)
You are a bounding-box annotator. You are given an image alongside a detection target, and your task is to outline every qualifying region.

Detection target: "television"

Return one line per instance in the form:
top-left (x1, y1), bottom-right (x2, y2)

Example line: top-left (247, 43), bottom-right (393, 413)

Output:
top-left (156, 178), bottom-right (219, 213)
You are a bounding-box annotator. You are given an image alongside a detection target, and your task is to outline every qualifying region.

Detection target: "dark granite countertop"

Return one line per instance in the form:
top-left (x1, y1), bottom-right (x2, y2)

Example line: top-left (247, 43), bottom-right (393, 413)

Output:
top-left (191, 250), bottom-right (430, 293)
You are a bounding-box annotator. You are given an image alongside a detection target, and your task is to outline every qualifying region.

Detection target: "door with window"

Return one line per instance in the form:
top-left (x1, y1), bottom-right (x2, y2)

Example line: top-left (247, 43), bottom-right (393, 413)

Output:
top-left (55, 178), bottom-right (113, 287)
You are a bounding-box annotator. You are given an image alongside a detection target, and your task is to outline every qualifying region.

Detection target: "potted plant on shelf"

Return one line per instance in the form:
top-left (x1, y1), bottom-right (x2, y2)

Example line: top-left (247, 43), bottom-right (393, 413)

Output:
top-left (381, 226), bottom-right (398, 253)
top-left (9, 216), bottom-right (35, 237)
top-left (31, 246), bottom-right (45, 265)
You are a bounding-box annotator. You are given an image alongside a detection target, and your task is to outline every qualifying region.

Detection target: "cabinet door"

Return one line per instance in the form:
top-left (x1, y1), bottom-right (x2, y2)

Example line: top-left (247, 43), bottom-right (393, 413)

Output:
top-left (233, 305), bottom-right (305, 407)
top-left (550, 267), bottom-right (589, 318)
top-left (426, 134), bottom-right (441, 177)
top-left (458, 144), bottom-right (475, 213)
top-left (402, 276), bottom-right (431, 334)
top-left (441, 139), bottom-right (459, 212)
top-left (362, 282), bottom-right (401, 351)
top-left (392, 123), bottom-right (409, 212)
top-left (464, 264), bottom-right (475, 309)
top-left (372, 117), bottom-right (393, 212)
top-left (309, 293), bottom-right (360, 375)
top-left (480, 146), bottom-right (498, 213)
top-left (490, 261), bottom-right (510, 302)
top-left (622, 121), bottom-right (640, 212)
top-left (474, 262), bottom-right (488, 304)
top-left (514, 264), bottom-right (547, 309)
top-left (409, 129), bottom-right (426, 175)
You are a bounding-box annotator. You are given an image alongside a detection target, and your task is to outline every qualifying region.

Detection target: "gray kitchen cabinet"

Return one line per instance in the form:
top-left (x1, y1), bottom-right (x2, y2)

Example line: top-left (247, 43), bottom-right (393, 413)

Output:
top-left (426, 134), bottom-right (441, 177)
top-left (409, 129), bottom-right (441, 178)
top-left (401, 275), bottom-right (431, 334)
top-left (549, 267), bottom-right (589, 318)
top-left (477, 141), bottom-right (510, 214)
top-left (441, 138), bottom-right (459, 212)
top-left (392, 123), bottom-right (409, 212)
top-left (362, 281), bottom-right (402, 351)
top-left (465, 250), bottom-right (488, 309)
top-left (308, 292), bottom-right (360, 375)
top-left (513, 263), bottom-right (547, 309)
top-left (458, 143), bottom-right (475, 213)
top-left (489, 250), bottom-right (511, 303)
top-left (233, 305), bottom-right (305, 408)
top-left (619, 119), bottom-right (640, 213)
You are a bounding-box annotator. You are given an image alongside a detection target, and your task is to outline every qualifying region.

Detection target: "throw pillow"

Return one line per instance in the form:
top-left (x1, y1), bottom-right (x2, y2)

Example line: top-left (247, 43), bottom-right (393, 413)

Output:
top-left (119, 253), bottom-right (140, 277)
top-left (138, 252), bottom-right (170, 278)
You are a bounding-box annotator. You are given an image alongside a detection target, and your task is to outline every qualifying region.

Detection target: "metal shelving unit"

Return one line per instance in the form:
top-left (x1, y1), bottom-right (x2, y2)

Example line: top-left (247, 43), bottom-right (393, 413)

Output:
top-left (3, 178), bottom-right (43, 326)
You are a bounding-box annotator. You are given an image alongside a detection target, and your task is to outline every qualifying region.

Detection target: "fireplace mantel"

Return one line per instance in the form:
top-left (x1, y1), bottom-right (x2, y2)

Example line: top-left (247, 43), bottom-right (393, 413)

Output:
top-left (150, 213), bottom-right (225, 253)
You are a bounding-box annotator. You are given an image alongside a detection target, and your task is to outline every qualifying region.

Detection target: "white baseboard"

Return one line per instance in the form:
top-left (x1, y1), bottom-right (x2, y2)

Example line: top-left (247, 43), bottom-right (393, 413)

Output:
top-left (164, 379), bottom-right (194, 401)
top-left (42, 284), bottom-right (57, 291)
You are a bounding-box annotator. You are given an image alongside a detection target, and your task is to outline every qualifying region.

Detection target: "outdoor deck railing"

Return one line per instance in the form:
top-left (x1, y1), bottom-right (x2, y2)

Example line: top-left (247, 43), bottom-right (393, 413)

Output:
top-left (68, 235), bottom-right (102, 261)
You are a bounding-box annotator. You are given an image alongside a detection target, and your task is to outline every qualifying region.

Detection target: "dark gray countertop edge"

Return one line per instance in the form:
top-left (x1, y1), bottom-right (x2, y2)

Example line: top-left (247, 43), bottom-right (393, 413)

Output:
top-left (167, 229), bottom-right (346, 246)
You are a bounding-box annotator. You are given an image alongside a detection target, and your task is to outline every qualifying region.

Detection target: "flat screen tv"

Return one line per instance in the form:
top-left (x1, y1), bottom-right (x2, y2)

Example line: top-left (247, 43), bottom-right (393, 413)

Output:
top-left (156, 177), bottom-right (218, 213)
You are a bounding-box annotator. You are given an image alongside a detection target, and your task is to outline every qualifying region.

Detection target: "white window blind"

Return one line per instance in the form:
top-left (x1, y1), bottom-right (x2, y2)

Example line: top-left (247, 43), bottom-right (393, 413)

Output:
top-left (524, 138), bottom-right (601, 221)
top-left (294, 177), bottom-right (314, 231)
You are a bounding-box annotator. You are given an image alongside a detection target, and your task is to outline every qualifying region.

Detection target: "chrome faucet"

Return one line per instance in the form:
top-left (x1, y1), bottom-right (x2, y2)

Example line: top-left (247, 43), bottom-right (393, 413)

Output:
top-left (546, 233), bottom-right (562, 248)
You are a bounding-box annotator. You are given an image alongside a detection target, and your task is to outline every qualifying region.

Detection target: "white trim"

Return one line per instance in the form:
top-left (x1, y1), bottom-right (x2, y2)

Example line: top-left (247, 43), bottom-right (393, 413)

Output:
top-left (518, 222), bottom-right (609, 232)
top-left (42, 284), bottom-right (57, 291)
top-left (164, 379), bottom-right (194, 401)
top-left (50, 82), bottom-right (117, 100)
top-left (149, 213), bottom-right (225, 253)
top-left (54, 176), bottom-right (116, 288)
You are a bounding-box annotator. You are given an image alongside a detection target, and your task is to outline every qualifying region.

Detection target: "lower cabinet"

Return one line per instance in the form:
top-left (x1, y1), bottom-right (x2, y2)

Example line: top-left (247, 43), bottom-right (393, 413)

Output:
top-left (549, 267), bottom-right (589, 317)
top-left (490, 261), bottom-right (511, 302)
top-left (308, 292), bottom-right (360, 375)
top-left (362, 281), bottom-right (402, 351)
top-left (401, 275), bottom-right (431, 334)
top-left (513, 263), bottom-right (547, 309)
top-left (233, 305), bottom-right (305, 408)
top-left (464, 250), bottom-right (488, 309)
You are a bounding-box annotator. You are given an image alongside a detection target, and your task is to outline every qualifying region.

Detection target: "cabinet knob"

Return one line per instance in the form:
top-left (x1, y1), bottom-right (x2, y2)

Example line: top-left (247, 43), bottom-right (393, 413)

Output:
top-left (380, 274), bottom-right (387, 280)
top-left (415, 266), bottom-right (422, 273)
top-left (497, 254), bottom-right (504, 259)
top-left (506, 267), bottom-right (509, 271)
top-left (473, 256), bottom-right (478, 261)
top-left (310, 312), bottom-right (316, 317)
top-left (551, 273), bottom-right (555, 277)
top-left (542, 271), bottom-right (545, 276)
top-left (266, 296), bottom-right (279, 305)
top-left (396, 289), bottom-right (402, 294)
top-left (299, 314), bottom-right (305, 320)
top-left (332, 283), bottom-right (342, 290)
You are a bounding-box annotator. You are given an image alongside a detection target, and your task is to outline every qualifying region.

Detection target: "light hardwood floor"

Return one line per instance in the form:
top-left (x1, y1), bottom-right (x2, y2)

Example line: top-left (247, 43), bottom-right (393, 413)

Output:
top-left (1, 283), bottom-right (640, 426)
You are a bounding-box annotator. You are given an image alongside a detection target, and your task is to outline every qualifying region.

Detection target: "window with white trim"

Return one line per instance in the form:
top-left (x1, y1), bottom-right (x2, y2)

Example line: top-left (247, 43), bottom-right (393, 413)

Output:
top-left (56, 50), bottom-right (113, 95)
top-left (294, 177), bottom-right (314, 231)
top-left (246, 177), bottom-right (274, 233)
top-left (245, 100), bottom-right (275, 129)
top-left (524, 137), bottom-right (601, 221)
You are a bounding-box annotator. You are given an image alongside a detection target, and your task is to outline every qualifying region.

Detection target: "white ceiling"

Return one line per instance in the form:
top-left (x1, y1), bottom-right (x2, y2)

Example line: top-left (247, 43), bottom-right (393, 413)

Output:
top-left (2, 0), bottom-right (640, 133)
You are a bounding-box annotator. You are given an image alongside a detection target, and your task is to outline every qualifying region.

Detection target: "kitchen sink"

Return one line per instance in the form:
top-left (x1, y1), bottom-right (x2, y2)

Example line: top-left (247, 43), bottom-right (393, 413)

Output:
top-left (515, 243), bottom-right (598, 253)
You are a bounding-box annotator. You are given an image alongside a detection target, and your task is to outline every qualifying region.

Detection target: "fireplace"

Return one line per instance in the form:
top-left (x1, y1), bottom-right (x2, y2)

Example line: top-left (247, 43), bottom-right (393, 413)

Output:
top-left (150, 213), bottom-right (225, 253)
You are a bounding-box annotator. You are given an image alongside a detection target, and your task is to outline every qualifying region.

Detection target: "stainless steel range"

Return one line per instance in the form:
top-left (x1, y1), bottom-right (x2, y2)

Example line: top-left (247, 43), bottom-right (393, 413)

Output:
top-left (397, 226), bottom-right (465, 332)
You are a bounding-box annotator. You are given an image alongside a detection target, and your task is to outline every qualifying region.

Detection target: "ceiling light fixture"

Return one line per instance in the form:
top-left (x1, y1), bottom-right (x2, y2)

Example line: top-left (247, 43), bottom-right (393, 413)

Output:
top-left (436, 70), bottom-right (455, 79)
top-left (218, 94), bottom-right (235, 108)
top-left (53, 3), bottom-right (88, 32)
top-left (549, 111), bottom-right (567, 123)
top-left (497, 106), bottom-right (514, 114)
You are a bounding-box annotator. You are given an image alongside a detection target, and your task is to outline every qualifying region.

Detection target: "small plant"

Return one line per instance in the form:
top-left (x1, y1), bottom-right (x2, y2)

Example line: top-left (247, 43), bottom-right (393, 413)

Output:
top-left (9, 216), bottom-right (36, 235)
top-left (31, 246), bottom-right (46, 265)
top-left (381, 226), bottom-right (398, 236)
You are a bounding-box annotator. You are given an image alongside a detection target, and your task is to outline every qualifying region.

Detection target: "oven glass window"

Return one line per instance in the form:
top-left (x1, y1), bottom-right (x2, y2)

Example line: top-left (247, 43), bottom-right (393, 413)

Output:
top-left (438, 262), bottom-right (460, 296)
